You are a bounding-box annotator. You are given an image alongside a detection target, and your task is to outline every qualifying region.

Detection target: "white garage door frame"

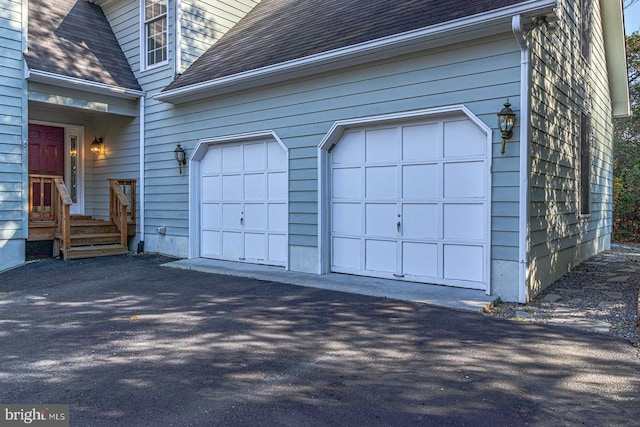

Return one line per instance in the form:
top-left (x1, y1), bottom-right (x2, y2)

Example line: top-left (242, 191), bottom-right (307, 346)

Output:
top-left (189, 130), bottom-right (290, 269)
top-left (317, 105), bottom-right (492, 293)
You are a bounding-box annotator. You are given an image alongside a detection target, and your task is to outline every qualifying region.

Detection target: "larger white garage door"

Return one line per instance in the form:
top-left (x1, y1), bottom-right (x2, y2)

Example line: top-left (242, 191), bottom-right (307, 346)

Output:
top-left (330, 118), bottom-right (489, 289)
top-left (200, 140), bottom-right (288, 266)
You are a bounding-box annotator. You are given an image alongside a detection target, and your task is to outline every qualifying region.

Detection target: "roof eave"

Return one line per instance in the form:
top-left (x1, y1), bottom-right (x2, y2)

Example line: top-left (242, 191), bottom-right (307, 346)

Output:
top-left (156, 0), bottom-right (557, 104)
top-left (26, 68), bottom-right (144, 100)
top-left (601, 0), bottom-right (631, 118)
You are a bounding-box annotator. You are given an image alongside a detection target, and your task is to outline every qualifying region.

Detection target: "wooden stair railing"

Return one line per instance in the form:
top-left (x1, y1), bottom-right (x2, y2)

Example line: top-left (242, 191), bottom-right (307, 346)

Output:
top-left (109, 179), bottom-right (136, 247)
top-left (53, 177), bottom-right (72, 257)
top-left (29, 174), bottom-right (60, 222)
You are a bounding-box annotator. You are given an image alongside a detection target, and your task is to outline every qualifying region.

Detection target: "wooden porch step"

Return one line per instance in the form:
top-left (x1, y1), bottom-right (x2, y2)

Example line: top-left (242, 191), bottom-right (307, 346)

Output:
top-left (69, 233), bottom-right (122, 246)
top-left (61, 244), bottom-right (129, 260)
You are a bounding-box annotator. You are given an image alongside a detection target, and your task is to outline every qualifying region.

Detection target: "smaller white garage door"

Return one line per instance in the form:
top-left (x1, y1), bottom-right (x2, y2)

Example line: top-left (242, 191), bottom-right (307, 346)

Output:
top-left (200, 140), bottom-right (288, 266)
top-left (329, 117), bottom-right (489, 290)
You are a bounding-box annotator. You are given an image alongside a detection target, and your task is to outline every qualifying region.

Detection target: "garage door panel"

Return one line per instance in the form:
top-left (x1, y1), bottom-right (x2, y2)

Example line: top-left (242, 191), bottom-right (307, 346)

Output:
top-left (332, 203), bottom-right (361, 234)
top-left (269, 234), bottom-right (287, 263)
top-left (403, 164), bottom-right (438, 199)
top-left (268, 203), bottom-right (288, 232)
top-left (202, 203), bottom-right (222, 228)
top-left (244, 143), bottom-right (266, 171)
top-left (222, 203), bottom-right (242, 229)
top-left (244, 203), bottom-right (267, 231)
top-left (443, 161), bottom-right (484, 198)
top-left (332, 168), bottom-right (361, 199)
top-left (402, 123), bottom-right (439, 161)
top-left (444, 120), bottom-right (486, 157)
top-left (402, 242), bottom-right (438, 277)
top-left (332, 132), bottom-right (362, 164)
top-left (222, 145), bottom-right (243, 172)
top-left (365, 239), bottom-right (396, 273)
top-left (222, 174), bottom-right (242, 200)
top-left (202, 147), bottom-right (221, 174)
top-left (202, 231), bottom-right (221, 257)
top-left (268, 172), bottom-right (287, 200)
top-left (202, 176), bottom-right (222, 202)
top-left (365, 128), bottom-right (397, 162)
top-left (332, 237), bottom-right (361, 269)
top-left (245, 232), bottom-right (266, 261)
top-left (365, 203), bottom-right (396, 237)
top-left (402, 203), bottom-right (438, 239)
top-left (444, 244), bottom-right (483, 282)
top-left (268, 141), bottom-right (287, 169)
top-left (443, 204), bottom-right (484, 240)
top-left (244, 173), bottom-right (266, 200)
top-left (222, 232), bottom-right (243, 259)
top-left (365, 166), bottom-right (396, 199)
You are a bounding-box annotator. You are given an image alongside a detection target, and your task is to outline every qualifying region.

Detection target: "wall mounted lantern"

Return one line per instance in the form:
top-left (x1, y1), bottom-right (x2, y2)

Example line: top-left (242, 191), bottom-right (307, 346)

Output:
top-left (497, 100), bottom-right (516, 155)
top-left (90, 136), bottom-right (104, 154)
top-left (174, 143), bottom-right (187, 174)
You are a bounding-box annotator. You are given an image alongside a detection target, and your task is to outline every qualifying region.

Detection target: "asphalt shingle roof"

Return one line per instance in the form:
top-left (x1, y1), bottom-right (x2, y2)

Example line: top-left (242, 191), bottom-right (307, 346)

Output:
top-left (25, 0), bottom-right (141, 91)
top-left (164, 0), bottom-right (528, 92)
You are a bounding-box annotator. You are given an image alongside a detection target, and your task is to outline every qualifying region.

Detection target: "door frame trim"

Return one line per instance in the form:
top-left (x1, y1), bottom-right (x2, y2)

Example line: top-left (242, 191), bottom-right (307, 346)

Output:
top-left (28, 121), bottom-right (85, 215)
top-left (188, 130), bottom-right (290, 269)
top-left (317, 105), bottom-right (493, 293)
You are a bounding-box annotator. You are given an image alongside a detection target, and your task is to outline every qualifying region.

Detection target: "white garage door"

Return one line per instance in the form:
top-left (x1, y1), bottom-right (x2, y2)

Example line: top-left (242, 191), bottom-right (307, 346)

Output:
top-left (200, 140), bottom-right (288, 266)
top-left (330, 118), bottom-right (489, 289)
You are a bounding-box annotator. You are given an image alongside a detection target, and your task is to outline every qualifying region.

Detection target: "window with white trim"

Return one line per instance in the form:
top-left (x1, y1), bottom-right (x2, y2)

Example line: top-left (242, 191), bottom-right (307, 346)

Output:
top-left (143, 0), bottom-right (168, 68)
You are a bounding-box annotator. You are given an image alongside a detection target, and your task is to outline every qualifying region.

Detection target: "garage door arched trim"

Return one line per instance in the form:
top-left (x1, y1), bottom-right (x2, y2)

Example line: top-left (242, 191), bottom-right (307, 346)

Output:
top-left (189, 131), bottom-right (289, 269)
top-left (317, 106), bottom-right (492, 293)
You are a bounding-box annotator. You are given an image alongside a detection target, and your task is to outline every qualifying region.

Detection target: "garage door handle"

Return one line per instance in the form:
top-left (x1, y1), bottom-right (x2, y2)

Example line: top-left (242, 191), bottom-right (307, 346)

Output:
top-left (397, 221), bottom-right (401, 232)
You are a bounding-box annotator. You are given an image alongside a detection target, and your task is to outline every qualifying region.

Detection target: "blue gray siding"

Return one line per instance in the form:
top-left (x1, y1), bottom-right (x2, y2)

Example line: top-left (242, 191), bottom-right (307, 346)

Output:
top-left (145, 34), bottom-right (522, 277)
top-left (527, 0), bottom-right (614, 298)
top-left (0, 0), bottom-right (26, 271)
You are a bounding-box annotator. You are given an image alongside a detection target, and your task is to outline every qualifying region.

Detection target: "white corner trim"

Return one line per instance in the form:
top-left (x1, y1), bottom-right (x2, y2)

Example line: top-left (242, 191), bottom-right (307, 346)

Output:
top-left (156, 0), bottom-right (556, 103)
top-left (25, 69), bottom-right (143, 99)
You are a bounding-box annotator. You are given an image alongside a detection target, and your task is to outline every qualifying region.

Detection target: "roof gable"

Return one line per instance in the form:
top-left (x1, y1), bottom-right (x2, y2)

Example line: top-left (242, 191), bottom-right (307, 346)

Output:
top-left (25, 0), bottom-right (141, 92)
top-left (164, 0), bottom-right (529, 92)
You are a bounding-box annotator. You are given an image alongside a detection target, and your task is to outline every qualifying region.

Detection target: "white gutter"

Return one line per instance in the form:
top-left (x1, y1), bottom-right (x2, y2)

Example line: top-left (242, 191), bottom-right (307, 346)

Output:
top-left (139, 95), bottom-right (145, 251)
top-left (156, 0), bottom-right (556, 104)
top-left (512, 15), bottom-right (531, 304)
top-left (174, 0), bottom-right (182, 77)
top-left (26, 69), bottom-right (144, 100)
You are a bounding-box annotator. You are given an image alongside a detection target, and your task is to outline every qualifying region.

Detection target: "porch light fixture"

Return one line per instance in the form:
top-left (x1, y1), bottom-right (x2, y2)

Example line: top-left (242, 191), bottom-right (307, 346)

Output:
top-left (497, 100), bottom-right (516, 155)
top-left (174, 143), bottom-right (187, 174)
top-left (90, 136), bottom-right (104, 154)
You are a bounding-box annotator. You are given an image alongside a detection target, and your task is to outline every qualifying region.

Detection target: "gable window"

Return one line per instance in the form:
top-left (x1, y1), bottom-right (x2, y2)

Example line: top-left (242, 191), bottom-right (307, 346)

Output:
top-left (580, 112), bottom-right (591, 215)
top-left (143, 0), bottom-right (168, 68)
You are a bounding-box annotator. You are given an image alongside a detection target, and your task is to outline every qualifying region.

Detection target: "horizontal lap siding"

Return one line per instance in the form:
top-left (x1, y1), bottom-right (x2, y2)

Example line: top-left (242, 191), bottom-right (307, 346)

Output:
top-left (0, 0), bottom-right (25, 269)
top-left (528, 0), bottom-right (614, 295)
top-left (145, 34), bottom-right (521, 258)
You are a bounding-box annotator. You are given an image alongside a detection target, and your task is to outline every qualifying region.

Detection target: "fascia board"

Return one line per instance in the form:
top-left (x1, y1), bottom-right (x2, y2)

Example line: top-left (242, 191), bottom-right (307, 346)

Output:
top-left (156, 0), bottom-right (556, 104)
top-left (26, 69), bottom-right (144, 100)
top-left (601, 0), bottom-right (631, 118)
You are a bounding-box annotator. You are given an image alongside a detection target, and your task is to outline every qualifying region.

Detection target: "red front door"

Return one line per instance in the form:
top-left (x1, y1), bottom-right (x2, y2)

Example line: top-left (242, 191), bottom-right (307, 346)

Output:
top-left (29, 124), bottom-right (65, 220)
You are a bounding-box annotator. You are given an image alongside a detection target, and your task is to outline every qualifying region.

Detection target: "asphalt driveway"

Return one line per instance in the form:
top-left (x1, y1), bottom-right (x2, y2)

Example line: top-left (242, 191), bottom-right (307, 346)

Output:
top-left (1, 254), bottom-right (639, 426)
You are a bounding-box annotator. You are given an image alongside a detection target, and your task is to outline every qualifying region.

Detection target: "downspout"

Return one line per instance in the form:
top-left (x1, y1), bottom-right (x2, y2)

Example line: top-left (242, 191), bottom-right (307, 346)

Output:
top-left (513, 15), bottom-right (530, 304)
top-left (174, 0), bottom-right (182, 78)
top-left (138, 95), bottom-right (145, 253)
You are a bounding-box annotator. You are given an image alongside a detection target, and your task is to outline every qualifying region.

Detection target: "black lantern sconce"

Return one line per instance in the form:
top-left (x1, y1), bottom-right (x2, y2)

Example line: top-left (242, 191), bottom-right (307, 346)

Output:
top-left (90, 136), bottom-right (104, 154)
top-left (174, 143), bottom-right (187, 174)
top-left (497, 100), bottom-right (516, 155)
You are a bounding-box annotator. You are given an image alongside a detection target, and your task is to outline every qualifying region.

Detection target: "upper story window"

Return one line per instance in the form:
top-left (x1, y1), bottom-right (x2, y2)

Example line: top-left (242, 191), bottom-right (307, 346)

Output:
top-left (143, 0), bottom-right (168, 69)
